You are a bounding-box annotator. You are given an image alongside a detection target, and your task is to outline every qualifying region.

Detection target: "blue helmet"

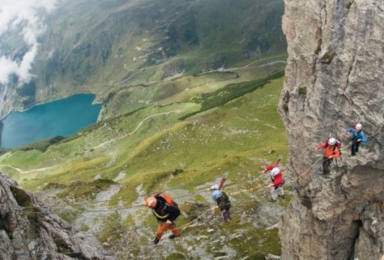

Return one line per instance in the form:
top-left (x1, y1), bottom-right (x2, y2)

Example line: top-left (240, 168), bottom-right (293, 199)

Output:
top-left (212, 190), bottom-right (223, 200)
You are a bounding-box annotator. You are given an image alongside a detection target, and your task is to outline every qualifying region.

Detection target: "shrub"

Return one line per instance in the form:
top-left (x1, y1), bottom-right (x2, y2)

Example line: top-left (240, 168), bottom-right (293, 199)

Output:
top-left (320, 50), bottom-right (336, 64)
top-left (346, 0), bottom-right (354, 9)
top-left (298, 87), bottom-right (307, 96)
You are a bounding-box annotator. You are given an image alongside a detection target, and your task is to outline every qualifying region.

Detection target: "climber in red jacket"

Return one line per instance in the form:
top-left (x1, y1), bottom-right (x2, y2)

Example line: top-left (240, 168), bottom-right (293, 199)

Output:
top-left (263, 165), bottom-right (285, 202)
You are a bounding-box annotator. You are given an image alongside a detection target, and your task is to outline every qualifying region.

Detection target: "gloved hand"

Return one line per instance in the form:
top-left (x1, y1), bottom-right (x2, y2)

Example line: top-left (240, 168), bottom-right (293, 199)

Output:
top-left (211, 206), bottom-right (219, 211)
top-left (166, 220), bottom-right (173, 224)
top-left (357, 139), bottom-right (361, 142)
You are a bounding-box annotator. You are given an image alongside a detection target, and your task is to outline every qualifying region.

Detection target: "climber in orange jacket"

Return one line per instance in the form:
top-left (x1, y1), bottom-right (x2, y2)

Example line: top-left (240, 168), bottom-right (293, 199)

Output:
top-left (144, 194), bottom-right (181, 244)
top-left (315, 137), bottom-right (341, 174)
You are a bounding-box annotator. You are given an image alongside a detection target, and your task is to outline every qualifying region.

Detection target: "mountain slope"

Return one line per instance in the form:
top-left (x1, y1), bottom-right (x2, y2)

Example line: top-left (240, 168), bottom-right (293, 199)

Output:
top-left (0, 75), bottom-right (288, 259)
top-left (0, 0), bottom-right (285, 119)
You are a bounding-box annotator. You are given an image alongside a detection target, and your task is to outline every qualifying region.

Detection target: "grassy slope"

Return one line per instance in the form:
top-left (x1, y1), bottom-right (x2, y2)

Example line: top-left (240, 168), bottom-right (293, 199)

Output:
top-left (0, 69), bottom-right (287, 258)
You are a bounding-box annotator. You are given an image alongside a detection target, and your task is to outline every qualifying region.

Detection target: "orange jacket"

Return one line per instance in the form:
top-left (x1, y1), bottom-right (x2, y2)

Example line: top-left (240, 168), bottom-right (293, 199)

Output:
top-left (317, 142), bottom-right (340, 159)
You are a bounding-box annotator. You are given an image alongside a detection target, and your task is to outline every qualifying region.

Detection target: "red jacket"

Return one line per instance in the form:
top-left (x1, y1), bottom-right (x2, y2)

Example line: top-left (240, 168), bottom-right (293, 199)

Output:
top-left (317, 142), bottom-right (340, 159)
top-left (265, 165), bottom-right (284, 187)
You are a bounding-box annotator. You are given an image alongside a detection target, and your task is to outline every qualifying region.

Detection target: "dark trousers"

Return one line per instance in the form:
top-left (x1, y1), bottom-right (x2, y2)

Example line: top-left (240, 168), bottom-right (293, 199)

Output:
top-left (351, 140), bottom-right (361, 156)
top-left (222, 210), bottom-right (231, 221)
top-left (323, 157), bottom-right (332, 174)
top-left (219, 205), bottom-right (231, 221)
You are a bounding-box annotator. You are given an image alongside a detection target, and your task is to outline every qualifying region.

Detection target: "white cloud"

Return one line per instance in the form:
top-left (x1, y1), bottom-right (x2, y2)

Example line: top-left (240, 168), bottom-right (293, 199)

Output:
top-left (0, 57), bottom-right (18, 83)
top-left (0, 0), bottom-right (59, 85)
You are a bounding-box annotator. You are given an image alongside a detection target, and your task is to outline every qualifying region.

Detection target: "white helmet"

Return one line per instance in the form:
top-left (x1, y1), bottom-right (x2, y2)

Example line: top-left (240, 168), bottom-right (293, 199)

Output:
top-left (355, 123), bottom-right (362, 131)
top-left (328, 137), bottom-right (337, 146)
top-left (210, 184), bottom-right (219, 190)
top-left (271, 167), bottom-right (280, 176)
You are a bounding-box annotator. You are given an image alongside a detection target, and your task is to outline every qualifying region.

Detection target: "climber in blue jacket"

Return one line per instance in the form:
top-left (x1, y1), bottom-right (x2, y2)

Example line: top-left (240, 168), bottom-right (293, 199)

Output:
top-left (347, 123), bottom-right (367, 156)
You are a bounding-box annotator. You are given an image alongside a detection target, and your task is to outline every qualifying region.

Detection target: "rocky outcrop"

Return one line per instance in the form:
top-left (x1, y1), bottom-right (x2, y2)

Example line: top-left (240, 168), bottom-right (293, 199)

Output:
top-left (0, 172), bottom-right (114, 260)
top-left (279, 0), bottom-right (384, 259)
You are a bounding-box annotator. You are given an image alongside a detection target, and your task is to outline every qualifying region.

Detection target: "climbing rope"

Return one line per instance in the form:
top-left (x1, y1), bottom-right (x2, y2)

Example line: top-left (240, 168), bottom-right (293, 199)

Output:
top-left (178, 208), bottom-right (212, 230)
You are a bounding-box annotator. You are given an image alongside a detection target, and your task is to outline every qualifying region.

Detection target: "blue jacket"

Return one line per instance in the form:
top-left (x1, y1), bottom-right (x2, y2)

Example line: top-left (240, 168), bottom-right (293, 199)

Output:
top-left (347, 128), bottom-right (367, 144)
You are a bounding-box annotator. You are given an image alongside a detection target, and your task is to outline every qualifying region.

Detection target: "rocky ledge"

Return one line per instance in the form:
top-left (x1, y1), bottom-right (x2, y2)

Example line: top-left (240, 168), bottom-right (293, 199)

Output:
top-left (0, 172), bottom-right (114, 260)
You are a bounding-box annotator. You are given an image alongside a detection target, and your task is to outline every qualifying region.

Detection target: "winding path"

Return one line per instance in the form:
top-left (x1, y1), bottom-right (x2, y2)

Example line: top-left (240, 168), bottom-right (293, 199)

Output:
top-left (92, 109), bottom-right (182, 150)
top-left (196, 59), bottom-right (287, 76)
top-left (0, 164), bottom-right (58, 174)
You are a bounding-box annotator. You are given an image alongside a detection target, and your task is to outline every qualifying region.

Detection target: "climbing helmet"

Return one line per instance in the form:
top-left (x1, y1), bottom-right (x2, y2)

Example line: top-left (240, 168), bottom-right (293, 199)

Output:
top-left (328, 137), bottom-right (337, 146)
top-left (212, 190), bottom-right (223, 200)
top-left (271, 167), bottom-right (280, 176)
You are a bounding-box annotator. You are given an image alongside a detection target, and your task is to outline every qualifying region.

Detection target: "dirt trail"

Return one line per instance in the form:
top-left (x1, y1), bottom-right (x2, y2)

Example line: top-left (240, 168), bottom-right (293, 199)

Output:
top-left (197, 59), bottom-right (287, 76)
top-left (92, 109), bottom-right (182, 150)
top-left (0, 164), bottom-right (57, 174)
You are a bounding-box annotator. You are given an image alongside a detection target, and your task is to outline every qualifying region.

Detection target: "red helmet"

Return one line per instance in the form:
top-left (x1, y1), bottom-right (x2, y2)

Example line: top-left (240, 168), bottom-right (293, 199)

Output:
top-left (145, 196), bottom-right (157, 208)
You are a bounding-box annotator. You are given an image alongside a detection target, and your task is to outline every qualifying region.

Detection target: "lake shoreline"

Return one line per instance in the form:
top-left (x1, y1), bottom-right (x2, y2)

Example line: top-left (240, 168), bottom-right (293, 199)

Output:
top-left (0, 91), bottom-right (103, 122)
top-left (1, 93), bottom-right (102, 149)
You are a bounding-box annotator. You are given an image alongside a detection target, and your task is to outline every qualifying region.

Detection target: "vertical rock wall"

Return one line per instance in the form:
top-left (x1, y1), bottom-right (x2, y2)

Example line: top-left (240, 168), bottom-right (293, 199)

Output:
top-left (0, 172), bottom-right (114, 260)
top-left (280, 0), bottom-right (384, 259)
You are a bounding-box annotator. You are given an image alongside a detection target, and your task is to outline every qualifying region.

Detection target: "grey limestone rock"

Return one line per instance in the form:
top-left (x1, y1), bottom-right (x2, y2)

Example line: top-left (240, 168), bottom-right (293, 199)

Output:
top-left (0, 172), bottom-right (115, 260)
top-left (280, 0), bottom-right (384, 259)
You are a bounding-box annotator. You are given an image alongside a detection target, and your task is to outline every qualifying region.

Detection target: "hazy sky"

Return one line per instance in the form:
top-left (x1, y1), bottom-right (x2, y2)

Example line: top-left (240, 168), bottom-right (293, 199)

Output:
top-left (0, 0), bottom-right (59, 85)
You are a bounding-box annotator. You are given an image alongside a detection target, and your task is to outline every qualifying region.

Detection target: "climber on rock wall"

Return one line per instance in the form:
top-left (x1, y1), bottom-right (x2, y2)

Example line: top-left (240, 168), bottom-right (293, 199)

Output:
top-left (315, 137), bottom-right (341, 174)
top-left (347, 123), bottom-right (367, 156)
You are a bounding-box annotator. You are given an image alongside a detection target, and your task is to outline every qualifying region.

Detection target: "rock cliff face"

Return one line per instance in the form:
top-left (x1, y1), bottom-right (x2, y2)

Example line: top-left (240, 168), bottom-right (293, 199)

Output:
top-left (0, 172), bottom-right (114, 260)
top-left (279, 0), bottom-right (384, 259)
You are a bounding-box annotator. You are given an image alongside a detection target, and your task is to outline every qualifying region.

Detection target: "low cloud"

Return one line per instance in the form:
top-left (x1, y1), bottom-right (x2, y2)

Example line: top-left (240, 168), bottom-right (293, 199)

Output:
top-left (0, 0), bottom-right (58, 85)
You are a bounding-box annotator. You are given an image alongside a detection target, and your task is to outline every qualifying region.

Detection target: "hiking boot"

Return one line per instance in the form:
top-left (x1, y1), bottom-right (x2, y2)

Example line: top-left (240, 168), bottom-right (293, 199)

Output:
top-left (280, 195), bottom-right (285, 199)
top-left (153, 237), bottom-right (160, 244)
top-left (269, 198), bottom-right (277, 203)
top-left (169, 234), bottom-right (180, 239)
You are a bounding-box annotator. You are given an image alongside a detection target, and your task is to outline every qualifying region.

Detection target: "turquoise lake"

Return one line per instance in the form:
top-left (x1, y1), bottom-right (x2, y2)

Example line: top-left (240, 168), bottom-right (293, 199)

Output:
top-left (0, 94), bottom-right (102, 148)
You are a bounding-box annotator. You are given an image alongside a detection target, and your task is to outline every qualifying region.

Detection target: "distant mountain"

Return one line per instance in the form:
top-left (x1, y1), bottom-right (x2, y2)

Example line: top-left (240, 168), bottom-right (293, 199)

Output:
top-left (0, 0), bottom-right (285, 118)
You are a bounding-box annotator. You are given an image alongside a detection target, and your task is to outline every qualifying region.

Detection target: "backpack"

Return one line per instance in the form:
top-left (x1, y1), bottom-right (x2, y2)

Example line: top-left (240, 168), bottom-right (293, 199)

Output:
top-left (158, 194), bottom-right (178, 208)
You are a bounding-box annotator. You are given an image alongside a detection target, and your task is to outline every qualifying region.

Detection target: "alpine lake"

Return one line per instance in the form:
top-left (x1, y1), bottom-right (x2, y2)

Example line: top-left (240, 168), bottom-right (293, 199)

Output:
top-left (0, 94), bottom-right (102, 148)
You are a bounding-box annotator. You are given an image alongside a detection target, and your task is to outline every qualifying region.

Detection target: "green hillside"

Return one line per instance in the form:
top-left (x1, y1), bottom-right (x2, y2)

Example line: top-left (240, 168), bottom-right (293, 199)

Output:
top-left (0, 72), bottom-right (288, 259)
